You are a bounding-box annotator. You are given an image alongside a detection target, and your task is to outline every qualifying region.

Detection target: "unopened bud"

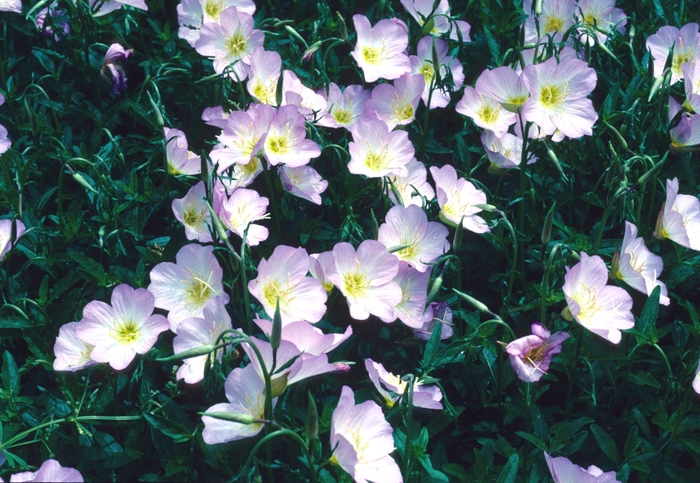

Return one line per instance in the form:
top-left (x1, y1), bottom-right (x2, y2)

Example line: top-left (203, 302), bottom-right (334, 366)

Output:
top-left (270, 372), bottom-right (289, 398)
top-left (306, 392), bottom-right (318, 441)
top-left (202, 411), bottom-right (270, 425)
top-left (561, 305), bottom-right (574, 322)
top-left (610, 247), bottom-right (621, 280)
top-left (147, 91), bottom-right (164, 129)
top-left (302, 41), bottom-right (323, 62)
top-left (541, 201), bottom-right (556, 245)
top-left (652, 204), bottom-right (666, 240)
top-left (453, 289), bottom-right (491, 314)
top-left (336, 12), bottom-right (348, 40)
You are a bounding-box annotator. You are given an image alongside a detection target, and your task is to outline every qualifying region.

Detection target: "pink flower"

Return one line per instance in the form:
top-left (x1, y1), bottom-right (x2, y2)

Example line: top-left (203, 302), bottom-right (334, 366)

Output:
top-left (172, 181), bottom-right (213, 243)
top-left (646, 23), bottom-right (700, 84)
top-left (86, 0), bottom-right (148, 16)
top-left (351, 15), bottom-right (411, 83)
top-left (53, 322), bottom-right (97, 372)
top-left (309, 251), bottom-right (336, 292)
top-left (413, 301), bottom-right (454, 340)
top-left (429, 165), bottom-right (489, 233)
top-left (279, 165), bottom-right (328, 205)
top-left (399, 0), bottom-right (470, 42)
top-left (505, 322), bottom-right (569, 382)
top-left (348, 119), bottom-right (415, 178)
top-left (246, 47), bottom-right (281, 104)
top-left (217, 187), bottom-right (270, 245)
top-left (101, 44), bottom-right (132, 94)
top-left (366, 73), bottom-right (425, 129)
top-left (522, 0), bottom-right (576, 45)
top-left (281, 70), bottom-right (327, 120)
top-left (254, 318), bottom-right (352, 356)
top-left (562, 252), bottom-right (634, 344)
top-left (409, 36), bottom-right (464, 109)
top-left (75, 284), bottom-right (169, 370)
top-left (456, 86), bottom-right (516, 138)
top-left (668, 97), bottom-right (700, 148)
top-left (612, 221), bottom-right (670, 305)
top-left (331, 386), bottom-right (403, 483)
top-left (378, 204), bottom-right (449, 272)
top-left (325, 240), bottom-right (402, 322)
top-left (8, 459), bottom-right (83, 482)
top-left (482, 131), bottom-right (537, 170)
top-left (522, 57), bottom-right (598, 139)
top-left (0, 218), bottom-right (25, 261)
top-left (386, 158), bottom-right (435, 207)
top-left (474, 66), bottom-right (529, 113)
top-left (653, 177), bottom-right (700, 250)
top-left (392, 262), bottom-right (432, 328)
top-left (0, 0), bottom-right (21, 13)
top-left (212, 103), bottom-right (274, 171)
top-left (694, 357), bottom-right (700, 395)
top-left (263, 105), bottom-right (321, 167)
top-left (317, 83), bottom-right (371, 129)
top-left (164, 127), bottom-right (201, 175)
top-left (248, 245), bottom-right (328, 324)
top-left (177, 0), bottom-right (256, 47)
top-left (365, 358), bottom-right (442, 409)
top-left (0, 93), bottom-right (10, 153)
top-left (575, 0), bottom-right (627, 46)
top-left (544, 452), bottom-right (621, 483)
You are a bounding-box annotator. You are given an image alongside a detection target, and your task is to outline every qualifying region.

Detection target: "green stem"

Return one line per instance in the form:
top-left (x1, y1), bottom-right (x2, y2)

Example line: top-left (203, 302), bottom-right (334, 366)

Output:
top-left (402, 375), bottom-right (415, 479)
top-left (592, 184), bottom-right (628, 254)
top-left (242, 429), bottom-right (310, 482)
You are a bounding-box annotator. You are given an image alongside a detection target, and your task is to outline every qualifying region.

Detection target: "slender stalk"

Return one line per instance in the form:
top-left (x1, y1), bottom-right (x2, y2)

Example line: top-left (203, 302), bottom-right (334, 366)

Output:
top-left (242, 429), bottom-right (311, 483)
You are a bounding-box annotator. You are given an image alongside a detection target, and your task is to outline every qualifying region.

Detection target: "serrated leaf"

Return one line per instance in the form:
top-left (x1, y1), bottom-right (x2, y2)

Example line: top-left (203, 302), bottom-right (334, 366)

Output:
top-left (495, 453), bottom-right (518, 483)
top-left (590, 424), bottom-right (619, 464)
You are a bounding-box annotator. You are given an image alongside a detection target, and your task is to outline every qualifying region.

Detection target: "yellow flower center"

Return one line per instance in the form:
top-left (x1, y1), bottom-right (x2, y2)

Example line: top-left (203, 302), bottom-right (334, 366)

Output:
top-left (114, 318), bottom-right (140, 345)
top-left (203, 0), bottom-right (224, 20)
top-left (396, 243), bottom-right (417, 261)
top-left (225, 33), bottom-right (247, 58)
top-left (539, 84), bottom-right (567, 109)
top-left (420, 62), bottom-right (435, 85)
top-left (241, 157), bottom-right (261, 176)
top-left (477, 101), bottom-right (500, 125)
top-left (361, 46), bottom-right (380, 65)
top-left (571, 282), bottom-right (601, 321)
top-left (543, 15), bottom-right (565, 33)
top-left (392, 95), bottom-right (414, 123)
top-left (672, 51), bottom-right (693, 77)
top-left (343, 272), bottom-right (369, 298)
top-left (252, 81), bottom-right (274, 104)
top-left (184, 271), bottom-right (215, 307)
top-left (182, 203), bottom-right (207, 228)
top-left (332, 108), bottom-right (352, 125)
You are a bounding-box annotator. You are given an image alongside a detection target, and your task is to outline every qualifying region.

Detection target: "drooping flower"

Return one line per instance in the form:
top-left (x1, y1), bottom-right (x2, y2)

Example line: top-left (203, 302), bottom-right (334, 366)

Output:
top-left (409, 36), bottom-right (464, 109)
top-left (366, 73), bottom-right (425, 130)
top-left (544, 452), bottom-right (621, 483)
top-left (0, 218), bottom-right (25, 261)
top-left (53, 322), bottom-right (97, 372)
top-left (279, 165), bottom-right (328, 205)
top-left (101, 44), bottom-right (132, 95)
top-left (217, 187), bottom-right (270, 245)
top-left (653, 177), bottom-right (700, 250)
top-left (646, 23), bottom-right (700, 85)
top-left (562, 252), bottom-right (634, 344)
top-left (317, 83), bottom-right (371, 129)
top-left (263, 105), bottom-right (322, 167)
top-left (429, 165), bottom-right (489, 233)
top-left (351, 15), bottom-right (411, 83)
top-left (246, 47), bottom-right (281, 104)
top-left (378, 204), bottom-right (449, 272)
top-left (456, 86), bottom-right (516, 138)
top-left (348, 119), bottom-right (415, 178)
top-left (330, 386), bottom-right (403, 483)
top-left (248, 245), bottom-right (328, 324)
top-left (505, 322), bottom-right (569, 382)
top-left (172, 181), bottom-right (213, 243)
top-left (386, 158), bottom-right (435, 207)
top-left (148, 244), bottom-right (229, 332)
top-left (195, 6), bottom-right (264, 80)
top-left (34, 2), bottom-right (71, 41)
top-left (173, 297), bottom-right (232, 383)
top-left (75, 284), bottom-right (170, 370)
top-left (612, 221), bottom-right (670, 305)
top-left (522, 56), bottom-right (598, 139)
top-left (413, 301), bottom-right (454, 340)
top-left (202, 363), bottom-right (275, 444)
top-left (177, 0), bottom-right (256, 47)
top-left (365, 358), bottom-right (442, 409)
top-left (325, 240), bottom-right (402, 322)
top-left (8, 459), bottom-right (84, 482)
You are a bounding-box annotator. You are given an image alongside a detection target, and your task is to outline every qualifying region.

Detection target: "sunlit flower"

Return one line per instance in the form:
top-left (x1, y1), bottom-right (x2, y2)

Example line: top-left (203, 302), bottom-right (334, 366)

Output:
top-left (365, 358), bottom-right (442, 409)
top-left (202, 105), bottom-right (230, 128)
top-left (330, 386), bottom-right (403, 483)
top-left (246, 47), bottom-right (281, 104)
top-left (386, 158), bottom-right (435, 207)
top-left (53, 322), bottom-right (97, 372)
top-left (75, 284), bottom-right (169, 370)
top-left (612, 221), bottom-right (670, 305)
top-left (248, 245), bottom-right (328, 324)
top-left (8, 459), bottom-right (84, 482)
top-left (481, 131), bottom-right (537, 171)
top-left (392, 262), bottom-right (432, 328)
top-left (429, 165), bottom-right (489, 233)
top-left (164, 127), bottom-right (201, 175)
top-left (562, 252), bottom-right (634, 344)
top-left (178, 0), bottom-right (256, 47)
top-left (309, 251), bottom-right (336, 292)
top-left (413, 301), bottom-right (454, 340)
top-left (281, 70), bottom-right (327, 120)
top-left (378, 204), bottom-right (449, 272)
top-left (148, 244), bottom-right (229, 332)
top-left (456, 86), bottom-right (516, 137)
top-left (668, 96), bottom-right (700, 148)
top-left (683, 62), bottom-right (700, 113)
top-left (173, 297), bottom-right (232, 383)
top-left (202, 364), bottom-right (275, 444)
top-left (255, 318), bottom-right (352, 355)
top-left (348, 119), bottom-right (414, 178)
top-left (474, 66), bottom-right (529, 113)
top-left (351, 14), bottom-right (411, 83)
top-left (101, 43), bottom-right (132, 95)
top-left (522, 0), bottom-right (576, 44)
top-left (575, 0), bottom-right (627, 46)
top-left (86, 0), bottom-right (148, 17)
top-left (0, 0), bottom-right (21, 13)
top-left (694, 357), bottom-right (700, 395)
top-left (399, 0), bottom-right (471, 42)
top-left (409, 36), bottom-right (464, 109)
top-left (218, 187), bottom-right (270, 245)
top-left (215, 157), bottom-right (263, 192)
top-left (211, 103), bottom-right (274, 171)
top-left (522, 56), bottom-right (598, 139)
top-left (366, 73), bottom-right (425, 130)
top-left (646, 23), bottom-right (700, 85)
top-left (325, 240), bottom-right (402, 322)
top-left (263, 105), bottom-right (321, 167)
top-left (0, 218), bottom-right (25, 261)
top-left (505, 322), bottom-right (569, 382)
top-left (279, 165), bottom-right (328, 205)
top-left (317, 83), bottom-right (371, 129)
top-left (545, 452), bottom-right (621, 483)
top-left (172, 181), bottom-right (213, 243)
top-left (195, 6), bottom-right (263, 80)
top-left (653, 177), bottom-right (700, 250)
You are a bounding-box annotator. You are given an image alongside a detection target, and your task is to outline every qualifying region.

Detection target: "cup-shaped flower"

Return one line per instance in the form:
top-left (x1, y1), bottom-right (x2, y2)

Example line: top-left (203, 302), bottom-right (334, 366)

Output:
top-left (612, 221), bottom-right (670, 305)
top-left (195, 6), bottom-right (263, 80)
top-left (212, 103), bottom-right (274, 170)
top-left (562, 252), bottom-right (634, 344)
top-left (263, 105), bottom-right (321, 167)
top-left (246, 47), bottom-right (281, 104)
top-left (474, 66), bottom-right (529, 113)
top-left (410, 36), bottom-right (464, 109)
top-left (668, 97), bottom-right (700, 148)
top-left (505, 322), bottom-right (569, 382)
top-left (202, 363), bottom-right (275, 444)
top-left (482, 131), bottom-right (537, 171)
top-left (653, 177), bottom-right (700, 250)
top-left (348, 119), bottom-right (415, 178)
top-left (101, 43), bottom-right (132, 94)
top-left (8, 459), bottom-right (84, 482)
top-left (575, 0), bottom-right (627, 46)
top-left (378, 204), bottom-right (450, 272)
top-left (522, 57), bottom-right (598, 139)
top-left (545, 452), bottom-right (621, 483)
top-left (53, 322), bottom-right (97, 372)
top-left (399, 0), bottom-right (470, 41)
top-left (392, 262), bottom-right (432, 328)
top-left (172, 181), bottom-right (213, 243)
top-left (255, 318), bottom-right (353, 356)
top-left (429, 165), bottom-right (489, 233)
top-left (683, 63), bottom-right (700, 113)
top-left (413, 301), bottom-right (454, 340)
top-left (325, 240), bottom-right (402, 322)
top-left (331, 386), bottom-right (403, 483)
top-left (75, 284), bottom-right (169, 370)
top-left (279, 165), bottom-right (328, 205)
top-left (148, 244), bottom-right (229, 332)
top-left (522, 0), bottom-right (576, 44)
top-left (386, 158), bottom-right (435, 207)
top-left (218, 187), bottom-right (270, 245)
top-left (456, 86), bottom-right (516, 138)
top-left (173, 297), bottom-right (232, 384)
top-left (177, 0), bottom-right (256, 47)
top-left (281, 70), bottom-right (327, 120)
top-left (351, 15), bottom-right (411, 83)
top-left (309, 251), bottom-right (336, 292)
top-left (365, 358), bottom-right (442, 409)
top-left (164, 127), bottom-right (201, 175)
top-left (646, 23), bottom-right (700, 85)
top-left (366, 73), bottom-right (425, 130)
top-left (0, 218), bottom-right (25, 261)
top-left (317, 83), bottom-right (371, 129)
top-left (248, 245), bottom-right (328, 324)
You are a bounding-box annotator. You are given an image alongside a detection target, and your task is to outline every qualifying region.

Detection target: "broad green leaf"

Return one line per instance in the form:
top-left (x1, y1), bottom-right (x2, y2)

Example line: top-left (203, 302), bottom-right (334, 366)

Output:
top-left (2, 351), bottom-right (20, 398)
top-left (495, 453), bottom-right (518, 483)
top-left (638, 286), bottom-right (660, 343)
top-left (591, 424), bottom-right (619, 464)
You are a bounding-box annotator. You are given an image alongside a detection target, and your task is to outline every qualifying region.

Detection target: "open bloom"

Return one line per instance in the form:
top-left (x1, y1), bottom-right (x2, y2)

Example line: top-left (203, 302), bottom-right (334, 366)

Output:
top-left (474, 66), bottom-right (529, 113)
top-left (248, 245), bottom-right (328, 324)
top-left (218, 187), bottom-right (270, 245)
top-left (545, 452), bottom-right (621, 483)
top-left (522, 0), bottom-right (576, 44)
top-left (331, 386), bottom-right (403, 483)
top-left (366, 73), bottom-right (425, 130)
top-left (279, 165), bottom-right (328, 205)
top-left (482, 131), bottom-right (537, 171)
top-left (505, 322), bottom-right (569, 382)
top-left (212, 103), bottom-right (274, 170)
top-left (410, 36), bottom-right (464, 109)
top-left (653, 177), bottom-right (700, 250)
top-left (165, 127), bottom-right (201, 175)
top-left (646, 23), bottom-right (700, 84)
top-left (148, 244), bottom-right (229, 332)
top-left (263, 105), bottom-right (321, 167)
top-left (612, 221), bottom-right (670, 305)
top-left (575, 0), bottom-right (627, 46)
top-left (101, 44), bottom-right (132, 94)
top-left (456, 86), bottom-right (516, 137)
top-left (53, 322), bottom-right (97, 372)
top-left (562, 252), bottom-right (634, 344)
top-left (429, 165), bottom-right (489, 233)
top-left (75, 284), bottom-right (169, 370)
top-left (351, 15), bottom-right (411, 83)
top-left (255, 318), bottom-right (352, 355)
top-left (0, 218), bottom-right (25, 261)
top-left (348, 119), bottom-right (414, 178)
top-left (365, 359), bottom-right (442, 409)
top-left (8, 459), bottom-right (84, 482)
top-left (246, 47), bottom-right (281, 104)
top-left (172, 181), bottom-right (213, 243)
top-left (392, 262), bottom-right (432, 328)
top-left (317, 83), bottom-right (371, 129)
top-left (177, 0), bottom-right (256, 47)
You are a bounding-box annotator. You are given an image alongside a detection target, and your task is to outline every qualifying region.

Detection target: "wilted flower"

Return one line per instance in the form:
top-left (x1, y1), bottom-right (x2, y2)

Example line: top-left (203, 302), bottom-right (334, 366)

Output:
top-left (330, 386), bottom-right (403, 483)
top-left (34, 2), bottom-right (71, 41)
top-left (0, 218), bottom-right (25, 261)
top-left (365, 358), bottom-right (442, 409)
top-left (562, 252), bottom-right (634, 344)
top-left (429, 165), bottom-right (489, 233)
top-left (505, 322), bottom-right (569, 382)
top-left (646, 23), bottom-right (700, 84)
top-left (351, 15), bottom-right (411, 83)
top-left (668, 97), bottom-right (700, 148)
top-left (413, 301), bottom-right (454, 340)
top-left (101, 43), bottom-right (132, 94)
top-left (75, 284), bottom-right (170, 371)
top-left (8, 459), bottom-right (84, 482)
top-left (544, 452), bottom-right (621, 483)
top-left (53, 322), bottom-right (97, 372)
top-left (653, 177), bottom-right (700, 250)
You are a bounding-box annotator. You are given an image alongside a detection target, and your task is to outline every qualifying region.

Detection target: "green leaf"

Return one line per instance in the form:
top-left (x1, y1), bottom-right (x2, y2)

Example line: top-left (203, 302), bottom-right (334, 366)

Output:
top-left (495, 453), bottom-right (518, 483)
top-left (638, 285), bottom-right (660, 343)
top-left (590, 424), bottom-right (619, 464)
top-left (2, 351), bottom-right (20, 398)
top-left (624, 425), bottom-right (639, 459)
top-left (421, 321), bottom-right (442, 369)
top-left (0, 317), bottom-right (34, 329)
top-left (142, 413), bottom-right (192, 443)
top-left (628, 372), bottom-right (660, 388)
top-left (516, 431), bottom-right (547, 451)
top-left (68, 251), bottom-right (107, 286)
